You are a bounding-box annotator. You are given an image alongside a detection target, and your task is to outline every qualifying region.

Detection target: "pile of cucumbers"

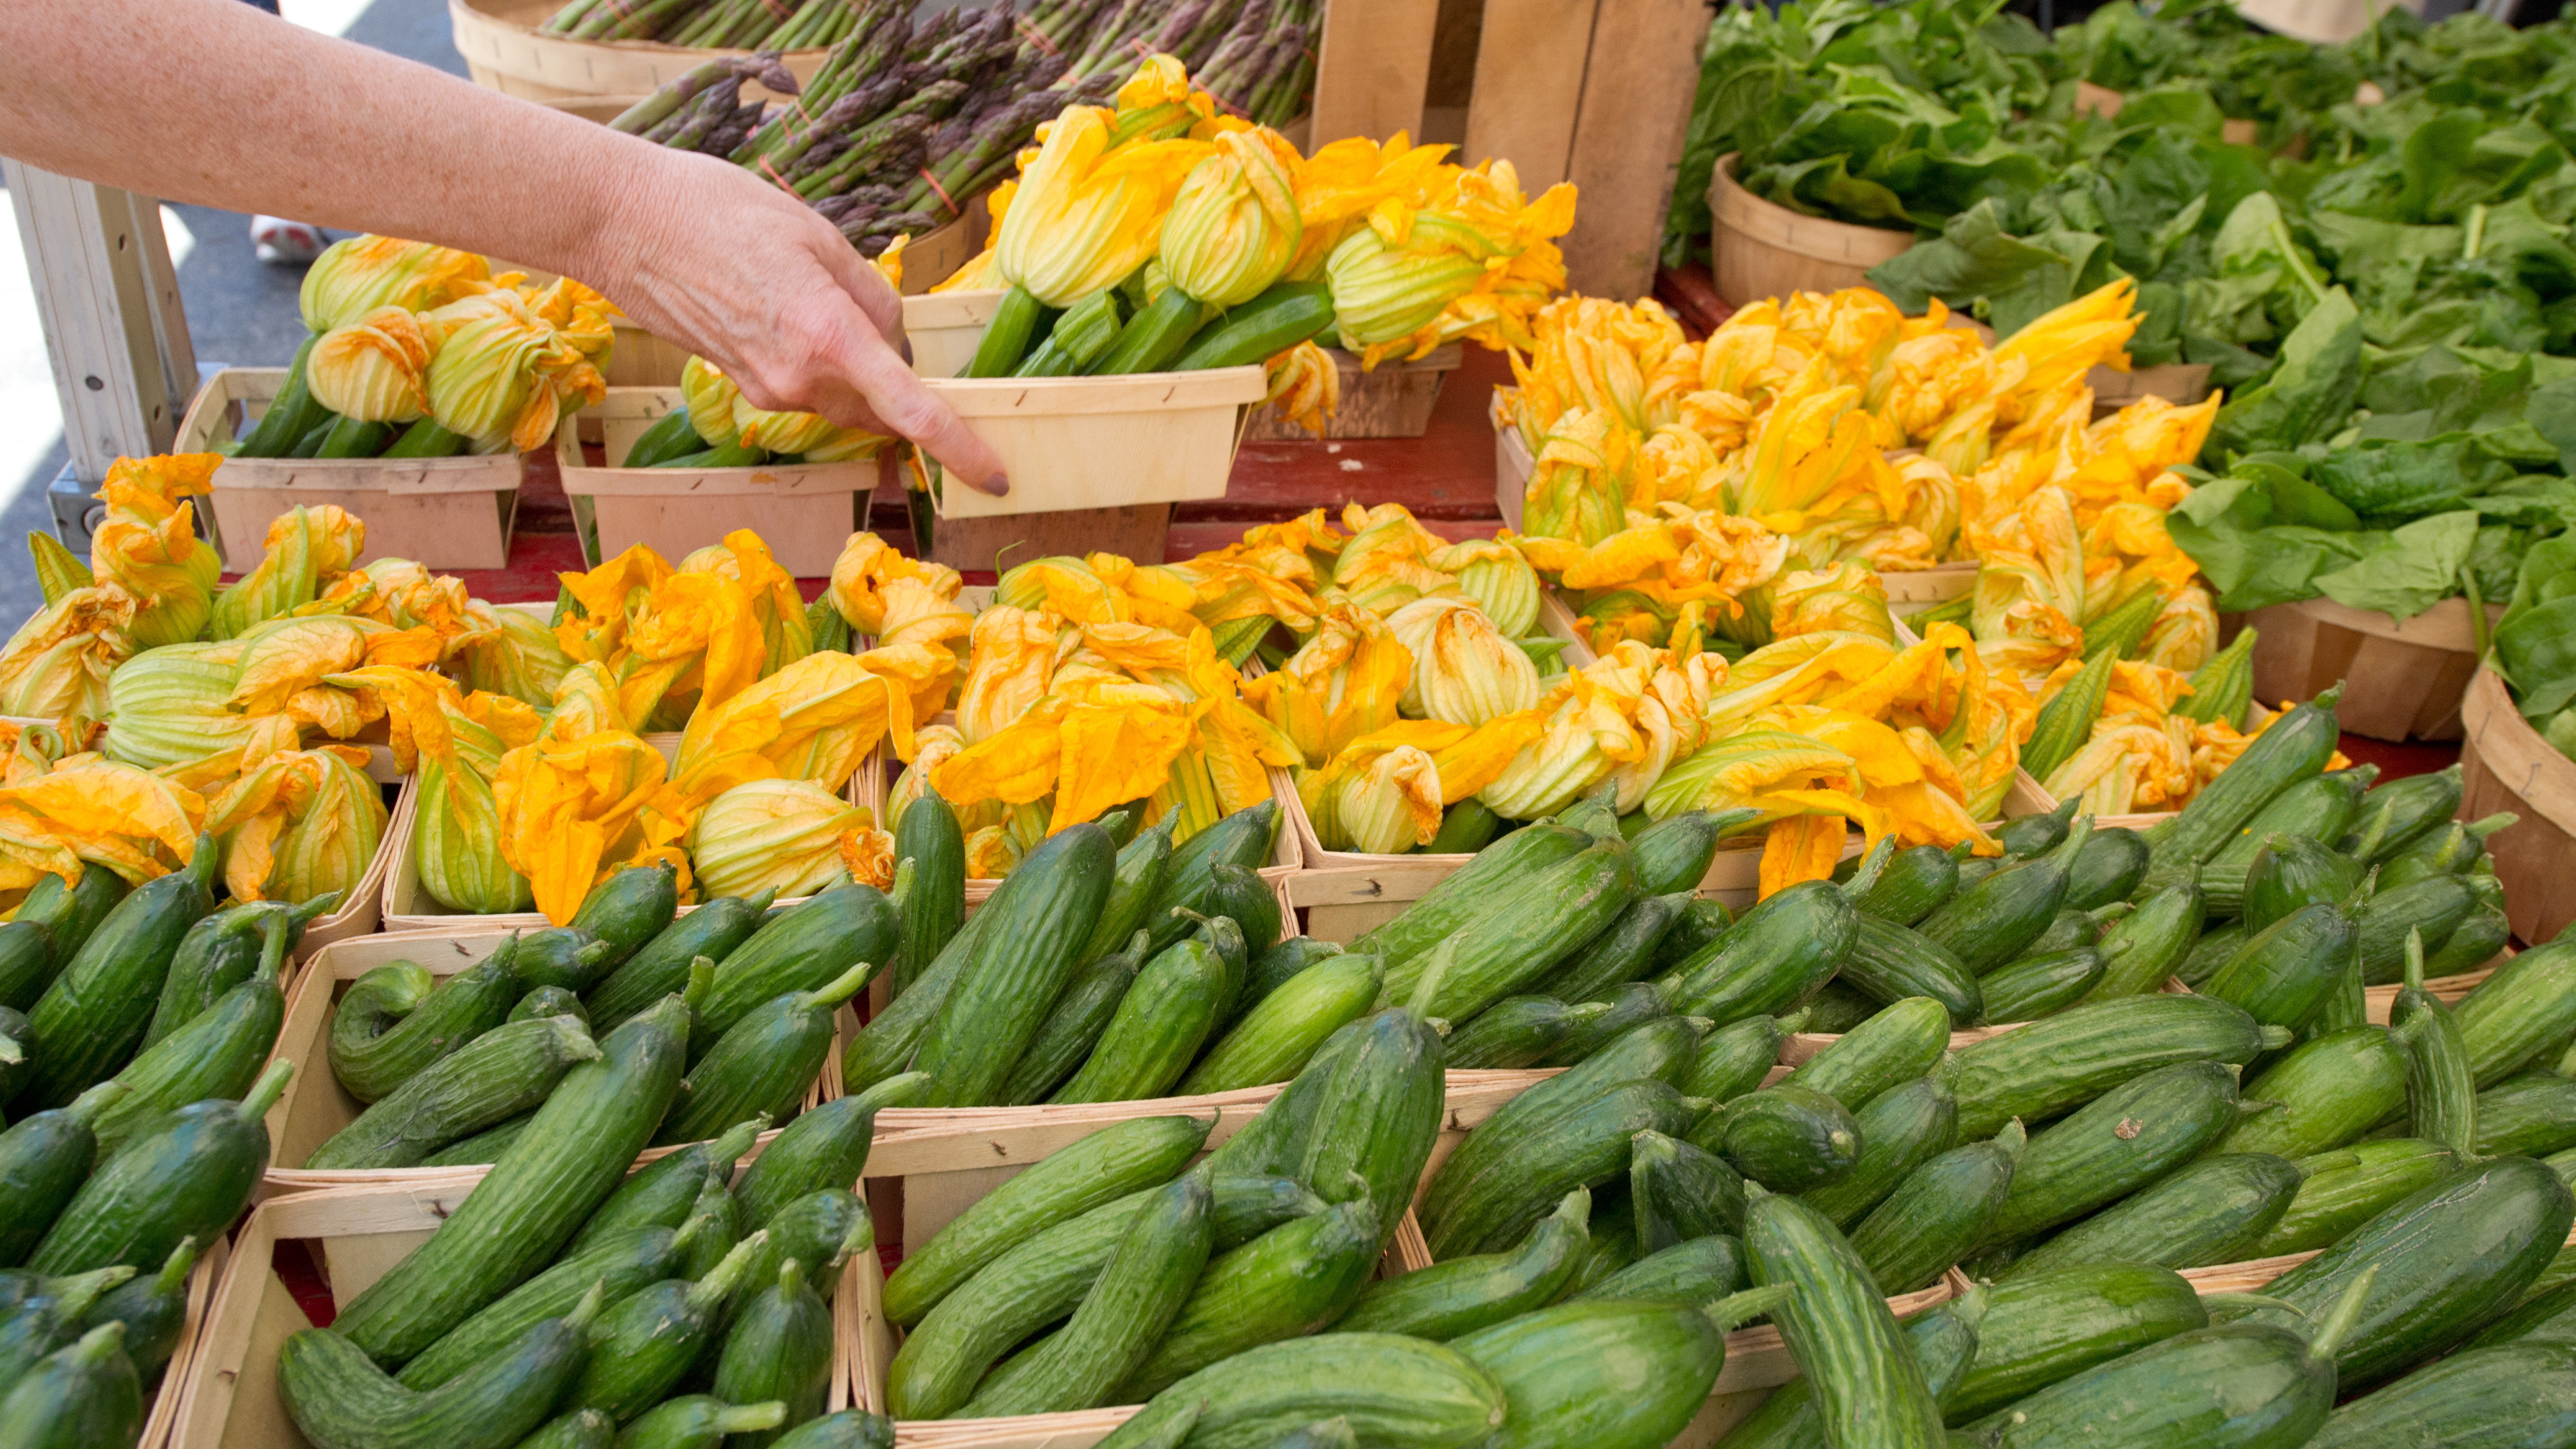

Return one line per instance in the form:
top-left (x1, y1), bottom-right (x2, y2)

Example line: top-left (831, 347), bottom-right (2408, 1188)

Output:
top-left (308, 863), bottom-right (895, 1171)
top-left (883, 1003), bottom-right (1446, 1419)
top-left (4, 842), bottom-right (335, 1130)
top-left (845, 797), bottom-right (1357, 1108)
top-left (274, 1044), bottom-right (919, 1449)
top-left (0, 1054), bottom-right (297, 1447)
top-left (963, 279), bottom-right (1338, 381)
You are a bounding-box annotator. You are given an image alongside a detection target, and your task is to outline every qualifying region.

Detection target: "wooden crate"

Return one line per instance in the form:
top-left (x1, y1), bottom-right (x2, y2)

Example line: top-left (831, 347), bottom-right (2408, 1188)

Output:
top-left (1241, 346), bottom-right (1462, 441)
top-left (554, 387), bottom-right (886, 577)
top-left (260, 927), bottom-right (846, 1194)
top-left (448, 0), bottom-right (829, 103)
top-left (178, 369), bottom-right (521, 572)
top-left (2246, 593), bottom-right (2501, 742)
top-left (901, 289), bottom-right (1004, 382)
top-left (381, 739), bottom-right (881, 933)
top-left (2462, 666), bottom-right (2576, 947)
top-left (1312, 0), bottom-right (1709, 300)
top-left (164, 1179), bottom-right (872, 1449)
top-left (920, 368), bottom-right (1267, 520)
top-left (1709, 155), bottom-right (1915, 309)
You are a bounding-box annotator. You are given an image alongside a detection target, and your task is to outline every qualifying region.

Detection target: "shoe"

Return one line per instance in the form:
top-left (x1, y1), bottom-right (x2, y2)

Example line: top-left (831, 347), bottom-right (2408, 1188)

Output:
top-left (252, 217), bottom-right (326, 266)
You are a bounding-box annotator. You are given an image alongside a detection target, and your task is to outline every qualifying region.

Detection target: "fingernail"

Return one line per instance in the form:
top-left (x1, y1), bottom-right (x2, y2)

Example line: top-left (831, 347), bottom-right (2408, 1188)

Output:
top-left (980, 472), bottom-right (1010, 496)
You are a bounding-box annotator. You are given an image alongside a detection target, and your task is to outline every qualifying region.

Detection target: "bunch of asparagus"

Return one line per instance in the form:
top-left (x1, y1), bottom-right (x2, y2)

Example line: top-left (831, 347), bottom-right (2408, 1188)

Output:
top-left (544, 0), bottom-right (865, 49)
top-left (605, 0), bottom-right (1321, 253)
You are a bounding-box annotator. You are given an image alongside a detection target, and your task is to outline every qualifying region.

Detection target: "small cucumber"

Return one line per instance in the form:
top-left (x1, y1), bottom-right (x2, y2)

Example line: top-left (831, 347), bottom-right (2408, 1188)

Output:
top-left (1848, 1122), bottom-right (2026, 1295)
top-left (1117, 1197), bottom-right (1380, 1400)
top-left (397, 1222), bottom-right (692, 1390)
top-left (1797, 1076), bottom-right (1957, 1228)
top-left (713, 1260), bottom-right (833, 1447)
top-left (1918, 822), bottom-right (2090, 976)
top-left (1793, 996), bottom-right (1948, 1110)
top-left (1941, 1262), bottom-right (2210, 1424)
top-left (2240, 835), bottom-right (2365, 933)
top-left (656, 958), bottom-right (872, 1144)
top-left (570, 1235), bottom-right (763, 1419)
top-left (1182, 949), bottom-right (1381, 1095)
top-left (1999, 1152), bottom-right (2303, 1280)
top-left (0, 1083), bottom-right (123, 1268)
top-left (584, 887), bottom-right (774, 1035)
top-left (490, 928), bottom-right (617, 995)
top-left (307, 1012), bottom-right (600, 1170)
top-left (329, 957), bottom-right (518, 1104)
top-left (1442, 996), bottom-right (1606, 1070)
top-left (2079, 880), bottom-right (2205, 1002)
top-left (1840, 914), bottom-right (1981, 1026)
top-left (1683, 1014), bottom-right (1794, 1107)
top-left (2251, 1139), bottom-right (2459, 1258)
top-left (1572, 1233), bottom-right (1744, 1305)
top-left (2061, 827), bottom-right (2149, 911)
top-left (732, 1072), bottom-right (929, 1230)
top-left (1713, 1085), bottom-right (1861, 1193)
top-left (2213, 1026), bottom-right (2405, 1160)
top-left (29, 1060), bottom-right (289, 1276)
top-left (1538, 892), bottom-right (1687, 1004)
top-left (1977, 947), bottom-right (2103, 1025)
top-left (1053, 939), bottom-right (1228, 1104)
top-left (1983, 1060), bottom-right (2253, 1244)
top-left (1537, 981), bottom-right (1672, 1067)
top-left (1850, 843), bottom-right (1961, 927)
top-left (1743, 1191), bottom-right (1946, 1446)
top-left (1631, 1130), bottom-right (1749, 1248)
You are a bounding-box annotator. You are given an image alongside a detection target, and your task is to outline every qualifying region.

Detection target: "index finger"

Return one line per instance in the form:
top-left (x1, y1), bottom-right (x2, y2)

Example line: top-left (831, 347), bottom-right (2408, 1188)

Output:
top-left (818, 322), bottom-right (1009, 496)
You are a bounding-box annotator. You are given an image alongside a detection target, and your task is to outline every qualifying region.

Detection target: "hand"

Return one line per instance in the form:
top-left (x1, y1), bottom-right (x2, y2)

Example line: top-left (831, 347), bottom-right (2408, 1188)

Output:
top-left (587, 147), bottom-right (1008, 495)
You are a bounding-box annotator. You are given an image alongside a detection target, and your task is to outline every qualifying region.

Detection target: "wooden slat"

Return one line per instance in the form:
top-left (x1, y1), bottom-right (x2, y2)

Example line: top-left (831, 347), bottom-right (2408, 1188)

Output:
top-left (1311, 0), bottom-right (1443, 147)
top-left (1561, 0), bottom-right (1713, 298)
top-left (1461, 0), bottom-right (1600, 187)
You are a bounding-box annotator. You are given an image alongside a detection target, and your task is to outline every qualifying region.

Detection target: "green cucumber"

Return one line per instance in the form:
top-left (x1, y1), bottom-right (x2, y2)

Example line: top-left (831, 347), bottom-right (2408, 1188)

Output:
top-left (1093, 285), bottom-right (1214, 376)
top-left (675, 1172), bottom-right (744, 1278)
top-left (2001, 1153), bottom-right (2302, 1279)
top-left (1426, 1080), bottom-right (1700, 1260)
top-left (1999, 801), bottom-right (2081, 860)
top-left (1184, 951), bottom-right (1382, 1095)
top-left (2345, 765), bottom-right (2463, 863)
top-left (11, 869), bottom-right (125, 984)
top-left (837, 910), bottom-right (985, 1094)
top-left (1442, 997), bottom-right (1605, 1069)
top-left (1939, 993), bottom-right (2283, 1140)
top-left (915, 826), bottom-right (1115, 1106)
top-left (966, 285), bottom-right (1052, 377)
top-left (2239, 835), bottom-right (2364, 933)
top-left (142, 896), bottom-right (326, 1049)
top-left (887, 1188), bottom-right (1153, 1418)
top-left (2062, 829), bottom-right (2149, 911)
top-left (584, 888), bottom-right (774, 1035)
top-left (233, 333), bottom-right (325, 455)
top-left (698, 881), bottom-right (896, 1042)
top-left (1144, 802), bottom-right (1278, 954)
top-left (329, 957), bottom-right (519, 1104)
top-left (1944, 1262), bottom-right (2209, 1425)
top-left (1799, 1076), bottom-right (1957, 1228)
top-left (2309, 1339), bottom-right (2576, 1448)
top-left (1452, 1286), bottom-right (1792, 1449)
top-left (570, 1236), bottom-right (761, 1419)
top-left (728, 1188), bottom-right (867, 1301)
top-left (1654, 898), bottom-right (1734, 974)
top-left (1841, 914), bottom-right (1981, 1025)
top-left (1293, 1007), bottom-right (1446, 1250)
top-left (1983, 1060), bottom-right (2253, 1243)
top-left (1684, 1014), bottom-right (1793, 1106)
top-left (1977, 949), bottom-right (2103, 1024)
top-left (1539, 892), bottom-right (1687, 1004)
top-left (2250, 1139), bottom-right (2459, 1257)
top-left (419, 1114), bottom-right (529, 1169)
top-left (1663, 879), bottom-right (1857, 1026)
top-left (2142, 687), bottom-right (2343, 877)
top-left (2021, 907), bottom-right (2105, 958)
top-left (309, 1012), bottom-right (599, 1169)
top-left (883, 1114), bottom-right (1210, 1325)
top-left (1428, 800), bottom-right (1504, 855)
top-left (2475, 1073), bottom-right (2576, 1158)
top-left (1920, 821), bottom-right (2089, 976)
top-left (1795, 997), bottom-right (1949, 1110)
top-left (1631, 1130), bottom-right (1749, 1248)
top-left (2455, 942), bottom-right (2576, 1086)
top-left (1089, 1332), bottom-right (1505, 1449)
top-left (2355, 874), bottom-right (2479, 985)
top-left (1851, 843), bottom-right (1962, 927)
top-left (1954, 1306), bottom-right (2351, 1448)
top-left (1380, 842), bottom-right (1638, 1023)
top-left (1629, 811), bottom-right (1740, 895)
top-left (1339, 1192), bottom-right (1588, 1341)
top-left (73, 1234), bottom-right (197, 1382)
top-left (0, 1083), bottom-right (123, 1269)
top-left (279, 1289), bottom-right (601, 1449)
top-left (618, 405), bottom-right (701, 470)
top-left (566, 861), bottom-right (679, 972)
top-left (959, 1174), bottom-right (1212, 1417)
top-left (29, 1060), bottom-right (287, 1276)
top-left (1080, 820), bottom-right (1172, 970)
top-left (1355, 824), bottom-right (1589, 969)
top-left (397, 1223), bottom-right (692, 1391)
top-left (490, 928), bottom-right (617, 995)
top-left (0, 923), bottom-right (56, 1016)
top-left (0, 1321), bottom-right (139, 1449)
top-left (509, 987), bottom-right (586, 1025)
top-left (1117, 1197), bottom-right (1380, 1400)
top-left (2078, 881), bottom-right (2205, 1002)
top-left (1744, 1189), bottom-right (1946, 1447)
top-left (92, 911), bottom-right (289, 1155)
top-left (1239, 937), bottom-right (1343, 1019)
top-left (2214, 1026), bottom-right (2405, 1159)
top-left (1002, 945), bottom-right (1142, 1105)
top-left (15, 842), bottom-right (217, 1109)
top-left (334, 996), bottom-right (690, 1364)
top-left (1053, 938), bottom-right (1228, 1104)
top-left (1715, 1287), bottom-right (1984, 1448)
top-left (2242, 1155), bottom-right (2576, 1391)
top-left (2376, 813), bottom-right (2514, 890)
top-left (614, 1398), bottom-right (786, 1449)
top-left (2178, 920), bottom-right (2250, 988)
top-left (1848, 1123), bottom-right (2026, 1296)
top-left (713, 1260), bottom-right (833, 1447)
top-left (767, 1412), bottom-right (891, 1449)
top-left (570, 1117), bottom-right (763, 1252)
top-left (1572, 1233), bottom-right (1743, 1305)
top-left (2392, 932), bottom-right (2479, 1162)
top-left (1537, 981), bottom-right (1671, 1067)
top-left (657, 958), bottom-right (872, 1144)
top-left (733, 1072), bottom-right (927, 1230)
top-left (1171, 283), bottom-right (1335, 371)
top-left (1713, 1084), bottom-right (1861, 1193)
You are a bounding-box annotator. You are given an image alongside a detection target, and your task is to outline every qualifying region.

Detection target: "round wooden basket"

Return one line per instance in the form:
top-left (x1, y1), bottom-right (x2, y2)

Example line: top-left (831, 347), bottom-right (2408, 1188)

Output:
top-left (2243, 593), bottom-right (2502, 741)
top-left (2461, 666), bottom-right (2576, 947)
top-left (449, 0), bottom-right (828, 103)
top-left (1707, 153), bottom-right (1915, 305)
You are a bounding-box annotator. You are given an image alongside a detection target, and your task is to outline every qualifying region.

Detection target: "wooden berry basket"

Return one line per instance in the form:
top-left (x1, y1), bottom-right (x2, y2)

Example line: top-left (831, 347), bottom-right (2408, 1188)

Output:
top-left (2247, 593), bottom-right (2503, 742)
top-left (2462, 665), bottom-right (2576, 947)
top-left (448, 0), bottom-right (829, 103)
top-left (1708, 153), bottom-right (1915, 310)
top-left (552, 388), bottom-right (888, 577)
top-left (178, 369), bottom-right (521, 572)
top-left (164, 1178), bottom-right (872, 1449)
top-left (1240, 345), bottom-right (1464, 441)
top-left (259, 926), bottom-right (845, 1196)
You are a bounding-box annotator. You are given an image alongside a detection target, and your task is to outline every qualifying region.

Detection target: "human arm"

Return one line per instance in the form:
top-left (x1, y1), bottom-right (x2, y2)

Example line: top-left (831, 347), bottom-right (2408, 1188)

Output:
top-left (0, 0), bottom-right (1008, 492)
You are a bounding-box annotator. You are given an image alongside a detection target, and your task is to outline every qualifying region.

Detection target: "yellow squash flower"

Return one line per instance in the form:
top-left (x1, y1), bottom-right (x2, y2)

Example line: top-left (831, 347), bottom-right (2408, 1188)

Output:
top-left (1326, 159), bottom-right (1577, 367)
top-left (954, 606), bottom-right (1062, 745)
top-left (208, 504), bottom-right (365, 641)
top-left (1428, 538), bottom-right (1541, 639)
top-left (1162, 127), bottom-right (1302, 307)
top-left (687, 777), bottom-right (870, 901)
top-left (1384, 595), bottom-right (1539, 727)
top-left (1304, 742), bottom-right (1442, 853)
top-left (992, 87), bottom-right (1215, 307)
top-left (885, 724), bottom-right (965, 832)
top-left (681, 530), bottom-right (811, 676)
top-left (202, 745), bottom-right (386, 905)
top-left (1241, 600), bottom-right (1411, 767)
top-left (492, 727), bottom-right (668, 926)
top-left (103, 642), bottom-right (284, 786)
top-left (307, 306), bottom-right (433, 423)
top-left (1770, 562), bottom-right (1896, 646)
top-left (453, 602), bottom-right (574, 709)
top-left (827, 532), bottom-right (964, 637)
top-left (300, 235), bottom-right (491, 332)
top-left (419, 285), bottom-right (609, 452)
top-left (1261, 341), bottom-right (1340, 437)
top-left (0, 754), bottom-right (205, 888)
top-left (0, 586), bottom-right (134, 728)
top-left (89, 454), bottom-right (222, 649)
top-left (1284, 133), bottom-right (1453, 282)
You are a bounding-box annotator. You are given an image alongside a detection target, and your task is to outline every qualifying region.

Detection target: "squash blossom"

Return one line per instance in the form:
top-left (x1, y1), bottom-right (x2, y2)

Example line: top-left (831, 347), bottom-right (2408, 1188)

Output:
top-left (1326, 160), bottom-right (1577, 368)
top-left (1260, 341), bottom-right (1339, 439)
top-left (453, 602), bottom-right (574, 709)
top-left (688, 777), bottom-right (872, 900)
top-left (300, 235), bottom-right (491, 332)
top-left (208, 504), bottom-right (365, 641)
top-left (103, 641), bottom-right (289, 786)
top-left (419, 282), bottom-right (613, 452)
top-left (1160, 128), bottom-right (1302, 307)
top-left (0, 750), bottom-right (205, 888)
top-left (1384, 595), bottom-right (1539, 727)
top-left (307, 306), bottom-right (434, 423)
top-left (493, 726), bottom-right (668, 926)
top-left (202, 744), bottom-right (386, 906)
top-left (0, 586), bottom-right (135, 729)
top-left (89, 453), bottom-right (222, 650)
top-left (1242, 600), bottom-right (1412, 768)
top-left (679, 530), bottom-right (812, 677)
top-left (991, 85), bottom-right (1216, 307)
top-left (680, 355), bottom-right (744, 447)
